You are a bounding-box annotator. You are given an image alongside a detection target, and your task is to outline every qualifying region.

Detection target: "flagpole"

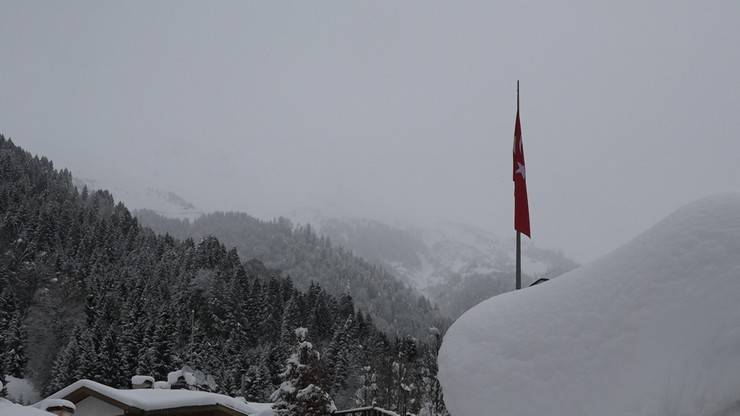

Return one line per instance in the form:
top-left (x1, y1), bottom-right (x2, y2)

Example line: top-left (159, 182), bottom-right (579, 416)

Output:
top-left (516, 80), bottom-right (522, 290)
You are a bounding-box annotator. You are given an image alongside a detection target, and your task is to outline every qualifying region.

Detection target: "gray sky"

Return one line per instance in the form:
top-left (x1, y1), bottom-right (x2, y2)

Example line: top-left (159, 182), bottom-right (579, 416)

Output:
top-left (1, 1), bottom-right (739, 261)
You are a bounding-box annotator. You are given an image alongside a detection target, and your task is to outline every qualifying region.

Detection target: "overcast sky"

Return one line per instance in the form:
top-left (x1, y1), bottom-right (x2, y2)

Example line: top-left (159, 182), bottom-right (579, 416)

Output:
top-left (1, 1), bottom-right (739, 261)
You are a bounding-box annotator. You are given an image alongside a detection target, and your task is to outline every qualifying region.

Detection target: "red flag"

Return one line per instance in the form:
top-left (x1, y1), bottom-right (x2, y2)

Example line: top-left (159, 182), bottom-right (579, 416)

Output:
top-left (513, 109), bottom-right (531, 237)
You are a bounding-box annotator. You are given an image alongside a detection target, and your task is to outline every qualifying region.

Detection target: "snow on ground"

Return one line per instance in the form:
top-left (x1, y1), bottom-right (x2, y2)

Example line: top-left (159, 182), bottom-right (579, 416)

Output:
top-left (45, 379), bottom-right (273, 416)
top-left (438, 194), bottom-right (740, 416)
top-left (4, 376), bottom-right (42, 404)
top-left (0, 399), bottom-right (53, 416)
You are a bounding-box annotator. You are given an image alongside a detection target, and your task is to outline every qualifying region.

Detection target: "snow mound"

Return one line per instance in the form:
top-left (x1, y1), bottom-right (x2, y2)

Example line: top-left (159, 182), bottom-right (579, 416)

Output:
top-left (0, 399), bottom-right (53, 416)
top-left (167, 369), bottom-right (196, 386)
top-left (153, 381), bottom-right (171, 389)
top-left (131, 375), bottom-right (154, 386)
top-left (438, 194), bottom-right (740, 416)
top-left (4, 376), bottom-right (42, 404)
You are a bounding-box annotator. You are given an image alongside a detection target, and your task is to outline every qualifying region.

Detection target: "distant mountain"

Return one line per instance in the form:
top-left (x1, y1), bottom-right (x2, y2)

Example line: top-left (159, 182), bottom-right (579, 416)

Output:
top-left (72, 177), bottom-right (203, 220)
top-left (134, 210), bottom-right (449, 337)
top-left (288, 212), bottom-right (577, 318)
top-left (74, 174), bottom-right (574, 322)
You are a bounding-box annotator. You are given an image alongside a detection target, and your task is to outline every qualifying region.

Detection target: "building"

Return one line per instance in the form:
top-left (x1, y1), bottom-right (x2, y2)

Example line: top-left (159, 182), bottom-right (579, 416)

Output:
top-left (333, 406), bottom-right (400, 416)
top-left (42, 379), bottom-right (273, 416)
top-left (34, 399), bottom-right (76, 416)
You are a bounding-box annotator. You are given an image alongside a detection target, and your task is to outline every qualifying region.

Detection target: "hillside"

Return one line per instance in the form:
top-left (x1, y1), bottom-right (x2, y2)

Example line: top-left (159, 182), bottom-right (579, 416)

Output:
top-left (439, 194), bottom-right (740, 416)
top-left (134, 210), bottom-right (448, 336)
top-left (293, 214), bottom-right (577, 318)
top-left (0, 135), bottom-right (444, 413)
top-left (72, 177), bottom-right (204, 220)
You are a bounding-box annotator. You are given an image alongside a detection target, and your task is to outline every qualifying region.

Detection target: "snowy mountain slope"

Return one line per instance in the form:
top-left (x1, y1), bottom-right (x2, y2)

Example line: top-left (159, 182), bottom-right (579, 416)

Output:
top-left (72, 177), bottom-right (203, 220)
top-left (438, 194), bottom-right (740, 416)
top-left (288, 211), bottom-right (576, 318)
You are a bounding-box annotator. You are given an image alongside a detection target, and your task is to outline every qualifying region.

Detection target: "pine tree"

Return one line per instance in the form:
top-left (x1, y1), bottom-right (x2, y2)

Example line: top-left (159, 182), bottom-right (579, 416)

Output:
top-left (354, 365), bottom-right (379, 407)
top-left (3, 311), bottom-right (28, 377)
top-left (119, 305), bottom-right (144, 379)
top-left (76, 324), bottom-right (102, 382)
top-left (138, 309), bottom-right (176, 380)
top-left (278, 294), bottom-right (303, 361)
top-left (96, 327), bottom-right (125, 388)
top-left (326, 316), bottom-right (354, 400)
top-left (46, 329), bottom-right (81, 395)
top-left (271, 328), bottom-right (331, 416)
top-left (241, 351), bottom-right (273, 402)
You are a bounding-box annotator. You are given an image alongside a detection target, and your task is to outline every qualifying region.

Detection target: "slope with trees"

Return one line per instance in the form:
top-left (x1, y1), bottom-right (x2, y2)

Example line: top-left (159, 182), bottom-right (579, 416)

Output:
top-left (0, 135), bottom-right (447, 414)
top-left (134, 210), bottom-right (448, 337)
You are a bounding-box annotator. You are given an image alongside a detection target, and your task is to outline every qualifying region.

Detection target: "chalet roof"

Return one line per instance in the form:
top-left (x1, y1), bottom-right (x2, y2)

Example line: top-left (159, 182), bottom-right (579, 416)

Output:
top-left (43, 379), bottom-right (273, 416)
top-left (333, 406), bottom-right (401, 416)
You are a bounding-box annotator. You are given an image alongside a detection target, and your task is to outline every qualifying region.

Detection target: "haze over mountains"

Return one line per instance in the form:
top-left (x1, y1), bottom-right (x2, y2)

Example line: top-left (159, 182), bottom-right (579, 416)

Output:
top-left (289, 211), bottom-right (577, 318)
top-left (75, 177), bottom-right (576, 320)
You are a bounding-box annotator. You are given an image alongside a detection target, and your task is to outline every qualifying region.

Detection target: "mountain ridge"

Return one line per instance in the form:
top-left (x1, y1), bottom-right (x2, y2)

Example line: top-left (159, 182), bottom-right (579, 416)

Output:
top-left (287, 212), bottom-right (577, 318)
top-left (134, 209), bottom-right (448, 337)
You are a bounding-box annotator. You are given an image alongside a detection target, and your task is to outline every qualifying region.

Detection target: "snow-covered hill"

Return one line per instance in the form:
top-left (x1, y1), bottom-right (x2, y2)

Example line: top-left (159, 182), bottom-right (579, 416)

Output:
top-left (72, 177), bottom-right (203, 220)
top-left (287, 211), bottom-right (576, 318)
top-left (438, 194), bottom-right (740, 416)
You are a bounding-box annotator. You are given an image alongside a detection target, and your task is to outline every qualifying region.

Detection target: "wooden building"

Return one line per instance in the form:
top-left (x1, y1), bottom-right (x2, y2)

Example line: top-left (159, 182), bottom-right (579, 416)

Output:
top-left (42, 379), bottom-right (272, 416)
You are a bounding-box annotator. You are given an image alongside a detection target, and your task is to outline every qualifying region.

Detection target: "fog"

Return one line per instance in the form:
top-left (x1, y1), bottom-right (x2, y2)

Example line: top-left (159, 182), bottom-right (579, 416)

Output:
top-left (1, 1), bottom-right (739, 261)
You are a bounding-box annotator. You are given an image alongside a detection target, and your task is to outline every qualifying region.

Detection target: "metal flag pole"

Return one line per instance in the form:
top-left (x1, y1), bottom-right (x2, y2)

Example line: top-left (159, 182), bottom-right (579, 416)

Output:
top-left (516, 80), bottom-right (522, 290)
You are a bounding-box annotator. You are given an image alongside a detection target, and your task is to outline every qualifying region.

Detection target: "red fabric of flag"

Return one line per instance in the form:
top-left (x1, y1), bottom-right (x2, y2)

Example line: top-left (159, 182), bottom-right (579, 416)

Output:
top-left (513, 110), bottom-right (531, 237)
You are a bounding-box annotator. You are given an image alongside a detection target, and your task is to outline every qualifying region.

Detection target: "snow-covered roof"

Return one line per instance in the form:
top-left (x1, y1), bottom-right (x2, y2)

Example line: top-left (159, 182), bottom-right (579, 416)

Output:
top-left (44, 379), bottom-right (273, 416)
top-left (32, 398), bottom-right (75, 411)
top-left (334, 406), bottom-right (400, 416)
top-left (153, 381), bottom-right (171, 389)
top-left (131, 375), bottom-right (154, 385)
top-left (439, 194), bottom-right (740, 416)
top-left (167, 369), bottom-right (196, 386)
top-left (0, 399), bottom-right (54, 416)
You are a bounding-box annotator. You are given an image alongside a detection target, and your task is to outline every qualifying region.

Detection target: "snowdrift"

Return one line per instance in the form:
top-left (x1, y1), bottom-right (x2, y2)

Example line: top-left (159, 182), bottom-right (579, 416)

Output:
top-left (438, 194), bottom-right (740, 416)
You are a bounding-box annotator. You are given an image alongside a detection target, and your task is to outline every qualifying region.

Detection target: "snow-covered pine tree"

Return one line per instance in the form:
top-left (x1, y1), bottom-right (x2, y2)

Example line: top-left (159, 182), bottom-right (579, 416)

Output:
top-left (309, 293), bottom-right (333, 341)
top-left (271, 328), bottom-right (331, 416)
top-left (46, 327), bottom-right (82, 395)
top-left (325, 315), bottom-right (354, 401)
top-left (95, 327), bottom-right (126, 388)
top-left (354, 365), bottom-right (378, 407)
top-left (2, 309), bottom-right (27, 378)
top-left (278, 294), bottom-right (303, 360)
top-left (241, 353), bottom-right (273, 402)
top-left (119, 303), bottom-right (144, 379)
top-left (76, 323), bottom-right (103, 382)
top-left (139, 308), bottom-right (177, 380)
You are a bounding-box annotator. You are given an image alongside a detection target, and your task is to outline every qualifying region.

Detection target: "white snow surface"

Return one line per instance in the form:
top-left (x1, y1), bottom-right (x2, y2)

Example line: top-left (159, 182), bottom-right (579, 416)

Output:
top-left (45, 379), bottom-right (273, 416)
top-left (0, 399), bottom-right (53, 416)
top-left (4, 376), bottom-right (42, 404)
top-left (167, 369), bottom-right (196, 386)
top-left (438, 194), bottom-right (740, 416)
top-left (130, 375), bottom-right (154, 386)
top-left (153, 381), bottom-right (171, 389)
top-left (33, 398), bottom-right (75, 411)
